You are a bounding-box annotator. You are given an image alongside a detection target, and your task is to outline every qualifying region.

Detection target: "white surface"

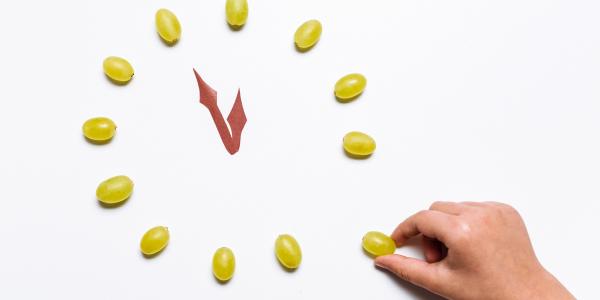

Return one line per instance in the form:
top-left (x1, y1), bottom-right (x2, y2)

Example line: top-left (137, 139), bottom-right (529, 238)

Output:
top-left (0, 0), bottom-right (598, 299)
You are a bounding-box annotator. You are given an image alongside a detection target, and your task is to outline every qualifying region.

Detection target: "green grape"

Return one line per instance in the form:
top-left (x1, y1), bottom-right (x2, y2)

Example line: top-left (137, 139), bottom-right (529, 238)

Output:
top-left (140, 226), bottom-right (170, 256)
top-left (275, 234), bottom-right (302, 269)
top-left (335, 73), bottom-right (367, 101)
top-left (155, 8), bottom-right (181, 44)
top-left (212, 247), bottom-right (236, 281)
top-left (82, 117), bottom-right (116, 142)
top-left (103, 56), bottom-right (134, 83)
top-left (225, 0), bottom-right (248, 27)
top-left (96, 175), bottom-right (133, 204)
top-left (294, 20), bottom-right (322, 50)
top-left (343, 131), bottom-right (376, 157)
top-left (362, 231), bottom-right (396, 257)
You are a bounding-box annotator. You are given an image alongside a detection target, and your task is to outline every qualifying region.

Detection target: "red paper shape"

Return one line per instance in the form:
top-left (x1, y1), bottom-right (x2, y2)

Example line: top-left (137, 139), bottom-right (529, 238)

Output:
top-left (193, 69), bottom-right (247, 155)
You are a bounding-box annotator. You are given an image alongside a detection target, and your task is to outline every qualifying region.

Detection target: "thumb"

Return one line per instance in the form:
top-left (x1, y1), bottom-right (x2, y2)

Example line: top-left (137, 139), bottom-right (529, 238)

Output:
top-left (375, 254), bottom-right (445, 294)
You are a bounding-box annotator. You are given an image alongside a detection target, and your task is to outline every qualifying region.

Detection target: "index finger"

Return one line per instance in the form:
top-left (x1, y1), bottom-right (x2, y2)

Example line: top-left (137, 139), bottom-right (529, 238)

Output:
top-left (391, 210), bottom-right (457, 246)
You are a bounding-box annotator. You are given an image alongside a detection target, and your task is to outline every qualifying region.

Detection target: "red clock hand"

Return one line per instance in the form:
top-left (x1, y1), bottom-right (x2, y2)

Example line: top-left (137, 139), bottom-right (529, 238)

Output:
top-left (193, 69), bottom-right (247, 155)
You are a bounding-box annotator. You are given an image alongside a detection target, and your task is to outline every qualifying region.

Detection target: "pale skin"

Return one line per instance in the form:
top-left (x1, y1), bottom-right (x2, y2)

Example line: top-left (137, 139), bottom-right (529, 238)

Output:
top-left (375, 201), bottom-right (575, 300)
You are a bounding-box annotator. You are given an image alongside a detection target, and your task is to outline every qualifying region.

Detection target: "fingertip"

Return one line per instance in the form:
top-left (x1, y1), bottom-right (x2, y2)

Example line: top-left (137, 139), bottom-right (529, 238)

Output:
top-left (389, 230), bottom-right (404, 246)
top-left (391, 210), bottom-right (457, 247)
top-left (374, 254), bottom-right (393, 268)
top-left (374, 254), bottom-right (406, 272)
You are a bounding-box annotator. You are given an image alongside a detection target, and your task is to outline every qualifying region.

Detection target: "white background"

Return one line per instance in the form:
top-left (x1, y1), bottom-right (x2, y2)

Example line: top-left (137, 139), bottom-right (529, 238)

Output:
top-left (0, 0), bottom-right (598, 299)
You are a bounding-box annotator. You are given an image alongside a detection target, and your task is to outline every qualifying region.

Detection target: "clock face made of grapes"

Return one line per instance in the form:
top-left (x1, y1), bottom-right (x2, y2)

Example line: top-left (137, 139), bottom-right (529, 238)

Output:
top-left (92, 0), bottom-right (375, 284)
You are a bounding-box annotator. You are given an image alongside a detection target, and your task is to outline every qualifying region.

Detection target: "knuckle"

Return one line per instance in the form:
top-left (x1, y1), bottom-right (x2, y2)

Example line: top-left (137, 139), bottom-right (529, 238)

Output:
top-left (499, 205), bottom-right (522, 222)
top-left (488, 201), bottom-right (515, 212)
top-left (493, 203), bottom-right (519, 218)
top-left (415, 210), bottom-right (430, 219)
top-left (427, 267), bottom-right (447, 292)
top-left (397, 269), bottom-right (412, 282)
top-left (429, 201), bottom-right (443, 210)
top-left (501, 203), bottom-right (518, 214)
top-left (471, 208), bottom-right (490, 221)
top-left (483, 202), bottom-right (505, 215)
top-left (451, 220), bottom-right (473, 244)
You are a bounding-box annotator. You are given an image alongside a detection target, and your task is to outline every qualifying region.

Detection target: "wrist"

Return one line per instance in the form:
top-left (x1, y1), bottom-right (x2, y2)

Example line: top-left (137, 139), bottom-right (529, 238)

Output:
top-left (523, 268), bottom-right (574, 300)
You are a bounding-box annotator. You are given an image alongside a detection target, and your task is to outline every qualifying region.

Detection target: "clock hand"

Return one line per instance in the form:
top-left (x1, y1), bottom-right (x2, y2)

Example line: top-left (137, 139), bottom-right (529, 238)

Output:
top-left (193, 69), bottom-right (247, 155)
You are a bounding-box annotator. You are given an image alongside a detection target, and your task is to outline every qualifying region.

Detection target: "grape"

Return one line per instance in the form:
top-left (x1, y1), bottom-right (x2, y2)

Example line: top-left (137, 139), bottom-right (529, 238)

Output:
top-left (275, 234), bottom-right (302, 269)
top-left (294, 20), bottom-right (322, 50)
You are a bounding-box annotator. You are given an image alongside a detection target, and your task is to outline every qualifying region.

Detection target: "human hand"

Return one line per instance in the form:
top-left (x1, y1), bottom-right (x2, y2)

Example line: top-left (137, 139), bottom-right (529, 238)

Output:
top-left (375, 201), bottom-right (574, 300)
